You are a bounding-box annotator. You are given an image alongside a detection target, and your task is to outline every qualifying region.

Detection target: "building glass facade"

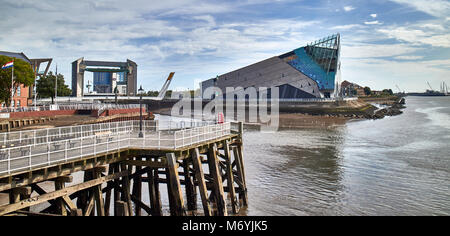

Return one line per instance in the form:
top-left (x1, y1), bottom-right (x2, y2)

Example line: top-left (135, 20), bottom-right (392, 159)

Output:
top-left (280, 34), bottom-right (341, 97)
top-left (201, 34), bottom-right (342, 99)
top-left (93, 72), bottom-right (113, 93)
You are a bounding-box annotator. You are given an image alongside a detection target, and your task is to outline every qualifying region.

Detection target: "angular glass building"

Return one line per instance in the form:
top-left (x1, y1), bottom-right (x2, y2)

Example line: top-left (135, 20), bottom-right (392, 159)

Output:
top-left (201, 34), bottom-right (342, 99)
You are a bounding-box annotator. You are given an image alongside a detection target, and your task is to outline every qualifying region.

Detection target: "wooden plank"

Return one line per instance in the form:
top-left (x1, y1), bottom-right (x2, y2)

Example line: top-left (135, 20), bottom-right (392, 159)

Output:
top-left (84, 194), bottom-right (95, 216)
top-left (62, 195), bottom-right (78, 212)
top-left (113, 163), bottom-right (121, 216)
top-left (130, 195), bottom-right (152, 215)
top-left (30, 184), bottom-right (58, 207)
top-left (0, 171), bottom-right (128, 216)
top-left (123, 160), bottom-right (167, 168)
top-left (191, 148), bottom-right (212, 216)
top-left (104, 164), bottom-right (114, 216)
top-left (0, 152), bottom-right (129, 192)
top-left (10, 187), bottom-right (32, 196)
top-left (115, 201), bottom-right (129, 216)
top-left (208, 144), bottom-right (228, 216)
top-left (183, 159), bottom-right (197, 211)
top-left (120, 163), bottom-right (133, 216)
top-left (132, 157), bottom-right (143, 216)
top-left (55, 180), bottom-right (67, 216)
top-left (56, 176), bottom-right (73, 183)
top-left (223, 140), bottom-right (238, 214)
top-left (15, 211), bottom-right (61, 217)
top-left (93, 168), bottom-right (105, 216)
top-left (149, 167), bottom-right (163, 216)
top-left (166, 153), bottom-right (186, 216)
top-left (233, 146), bottom-right (248, 206)
top-left (146, 158), bottom-right (162, 216)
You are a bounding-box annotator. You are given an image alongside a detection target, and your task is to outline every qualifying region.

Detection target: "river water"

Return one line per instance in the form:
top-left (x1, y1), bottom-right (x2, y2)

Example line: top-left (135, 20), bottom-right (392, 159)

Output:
top-left (5, 97), bottom-right (446, 215)
top-left (241, 96), bottom-right (450, 216)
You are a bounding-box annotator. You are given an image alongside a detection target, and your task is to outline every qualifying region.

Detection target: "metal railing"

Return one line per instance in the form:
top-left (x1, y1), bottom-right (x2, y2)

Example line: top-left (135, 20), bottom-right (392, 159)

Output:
top-left (0, 120), bottom-right (232, 176)
top-left (0, 104), bottom-right (141, 114)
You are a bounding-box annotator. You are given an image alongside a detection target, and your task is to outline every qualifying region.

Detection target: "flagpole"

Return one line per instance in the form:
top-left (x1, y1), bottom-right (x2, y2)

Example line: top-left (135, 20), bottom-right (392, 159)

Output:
top-left (10, 58), bottom-right (14, 110)
top-left (55, 64), bottom-right (58, 105)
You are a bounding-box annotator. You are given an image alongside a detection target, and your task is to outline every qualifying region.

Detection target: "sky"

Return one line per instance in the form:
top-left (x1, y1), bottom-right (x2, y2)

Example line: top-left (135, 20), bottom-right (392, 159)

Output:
top-left (0, 0), bottom-right (449, 93)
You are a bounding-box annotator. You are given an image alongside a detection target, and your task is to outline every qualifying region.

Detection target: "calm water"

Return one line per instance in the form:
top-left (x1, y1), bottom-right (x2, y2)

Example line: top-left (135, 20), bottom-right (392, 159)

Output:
top-left (242, 96), bottom-right (450, 216)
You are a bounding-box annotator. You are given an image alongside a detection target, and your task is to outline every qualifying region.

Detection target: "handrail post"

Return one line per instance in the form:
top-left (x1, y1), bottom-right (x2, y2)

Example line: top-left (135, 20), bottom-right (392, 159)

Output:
top-left (8, 149), bottom-right (11, 175)
top-left (65, 140), bottom-right (68, 162)
top-left (34, 130), bottom-right (36, 146)
top-left (29, 145), bottom-right (32, 170)
top-left (47, 143), bottom-right (50, 165)
top-left (158, 131), bottom-right (161, 150)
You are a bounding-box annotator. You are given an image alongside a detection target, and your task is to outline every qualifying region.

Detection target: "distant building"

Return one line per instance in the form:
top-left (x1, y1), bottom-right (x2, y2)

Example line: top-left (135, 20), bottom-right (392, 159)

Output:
top-left (341, 80), bottom-right (365, 97)
top-left (0, 51), bottom-right (52, 108)
top-left (201, 34), bottom-right (342, 99)
top-left (72, 58), bottom-right (137, 97)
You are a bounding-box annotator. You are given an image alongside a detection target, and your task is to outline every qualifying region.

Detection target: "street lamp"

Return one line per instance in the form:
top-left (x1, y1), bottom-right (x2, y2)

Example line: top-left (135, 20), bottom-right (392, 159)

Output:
top-left (138, 85), bottom-right (145, 138)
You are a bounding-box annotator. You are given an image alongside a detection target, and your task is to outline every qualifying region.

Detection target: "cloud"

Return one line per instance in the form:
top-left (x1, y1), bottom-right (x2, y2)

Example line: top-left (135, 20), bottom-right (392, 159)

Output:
top-left (331, 24), bottom-right (365, 30)
top-left (343, 6), bottom-right (355, 12)
top-left (364, 20), bottom-right (383, 25)
top-left (394, 55), bottom-right (425, 60)
top-left (389, 0), bottom-right (450, 18)
top-left (341, 43), bottom-right (419, 59)
top-left (378, 25), bottom-right (450, 48)
top-left (0, 0), bottom-right (447, 92)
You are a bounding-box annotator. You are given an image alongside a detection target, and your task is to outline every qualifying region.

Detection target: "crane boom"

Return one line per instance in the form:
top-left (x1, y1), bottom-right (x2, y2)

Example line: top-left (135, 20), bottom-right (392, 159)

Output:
top-left (157, 72), bottom-right (175, 99)
top-left (427, 82), bottom-right (433, 91)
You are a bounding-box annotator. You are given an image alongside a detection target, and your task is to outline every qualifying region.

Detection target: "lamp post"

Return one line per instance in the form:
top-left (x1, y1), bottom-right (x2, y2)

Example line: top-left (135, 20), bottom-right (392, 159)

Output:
top-left (138, 85), bottom-right (145, 138)
top-left (114, 86), bottom-right (119, 106)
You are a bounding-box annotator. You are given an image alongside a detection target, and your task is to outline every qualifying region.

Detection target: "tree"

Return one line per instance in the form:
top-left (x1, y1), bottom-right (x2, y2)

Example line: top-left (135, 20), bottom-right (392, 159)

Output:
top-left (382, 89), bottom-right (394, 96)
top-left (36, 71), bottom-right (71, 103)
top-left (0, 55), bottom-right (35, 106)
top-left (364, 86), bottom-right (372, 96)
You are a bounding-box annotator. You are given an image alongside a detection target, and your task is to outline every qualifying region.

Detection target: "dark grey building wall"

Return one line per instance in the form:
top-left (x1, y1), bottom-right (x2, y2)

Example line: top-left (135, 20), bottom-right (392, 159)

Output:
top-left (202, 56), bottom-right (320, 99)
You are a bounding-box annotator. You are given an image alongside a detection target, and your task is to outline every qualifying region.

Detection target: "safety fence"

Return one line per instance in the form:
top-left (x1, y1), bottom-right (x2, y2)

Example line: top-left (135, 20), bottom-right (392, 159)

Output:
top-left (0, 120), bottom-right (232, 176)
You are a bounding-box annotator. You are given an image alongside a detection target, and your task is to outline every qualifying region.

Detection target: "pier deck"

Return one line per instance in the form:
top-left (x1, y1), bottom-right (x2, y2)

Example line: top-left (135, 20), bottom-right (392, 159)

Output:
top-left (0, 120), bottom-right (247, 216)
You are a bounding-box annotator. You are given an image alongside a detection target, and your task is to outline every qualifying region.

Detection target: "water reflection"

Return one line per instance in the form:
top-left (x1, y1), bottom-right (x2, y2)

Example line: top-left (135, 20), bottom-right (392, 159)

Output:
top-left (243, 97), bottom-right (450, 216)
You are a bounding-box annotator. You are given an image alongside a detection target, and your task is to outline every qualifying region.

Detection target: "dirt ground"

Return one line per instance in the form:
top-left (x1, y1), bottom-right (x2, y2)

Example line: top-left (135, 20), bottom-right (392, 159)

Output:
top-left (277, 113), bottom-right (351, 128)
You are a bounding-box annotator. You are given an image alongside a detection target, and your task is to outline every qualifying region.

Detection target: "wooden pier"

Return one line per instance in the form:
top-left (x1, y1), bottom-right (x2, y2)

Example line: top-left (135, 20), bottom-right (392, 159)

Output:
top-left (0, 121), bottom-right (247, 216)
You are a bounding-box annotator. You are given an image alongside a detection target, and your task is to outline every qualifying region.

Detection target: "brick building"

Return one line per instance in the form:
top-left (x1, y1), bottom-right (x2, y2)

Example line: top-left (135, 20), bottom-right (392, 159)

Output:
top-left (0, 51), bottom-right (52, 108)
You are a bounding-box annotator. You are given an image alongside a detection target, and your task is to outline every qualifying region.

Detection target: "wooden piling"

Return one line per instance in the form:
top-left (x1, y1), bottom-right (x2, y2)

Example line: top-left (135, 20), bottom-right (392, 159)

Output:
top-left (132, 157), bottom-right (143, 216)
top-left (166, 153), bottom-right (186, 216)
top-left (120, 163), bottom-right (133, 215)
top-left (223, 140), bottom-right (238, 214)
top-left (191, 148), bottom-right (212, 216)
top-left (208, 144), bottom-right (228, 216)
top-left (233, 146), bottom-right (248, 206)
top-left (183, 158), bottom-right (197, 212)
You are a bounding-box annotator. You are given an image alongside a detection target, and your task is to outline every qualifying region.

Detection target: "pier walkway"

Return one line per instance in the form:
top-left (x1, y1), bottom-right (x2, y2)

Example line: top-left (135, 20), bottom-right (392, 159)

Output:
top-left (0, 120), bottom-right (246, 216)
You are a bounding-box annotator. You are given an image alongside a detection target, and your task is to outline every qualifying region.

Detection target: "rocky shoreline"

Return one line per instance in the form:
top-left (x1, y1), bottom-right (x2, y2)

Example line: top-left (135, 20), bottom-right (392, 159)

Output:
top-left (370, 97), bottom-right (406, 119)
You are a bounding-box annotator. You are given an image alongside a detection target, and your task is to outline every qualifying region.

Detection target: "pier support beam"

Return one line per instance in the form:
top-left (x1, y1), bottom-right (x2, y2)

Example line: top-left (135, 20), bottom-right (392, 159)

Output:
top-left (223, 140), bottom-right (238, 214)
top-left (132, 157), bottom-right (143, 216)
top-left (183, 158), bottom-right (197, 212)
top-left (166, 153), bottom-right (186, 216)
top-left (208, 144), bottom-right (228, 216)
top-left (233, 146), bottom-right (248, 207)
top-left (147, 162), bottom-right (162, 216)
top-left (191, 148), bottom-right (212, 216)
